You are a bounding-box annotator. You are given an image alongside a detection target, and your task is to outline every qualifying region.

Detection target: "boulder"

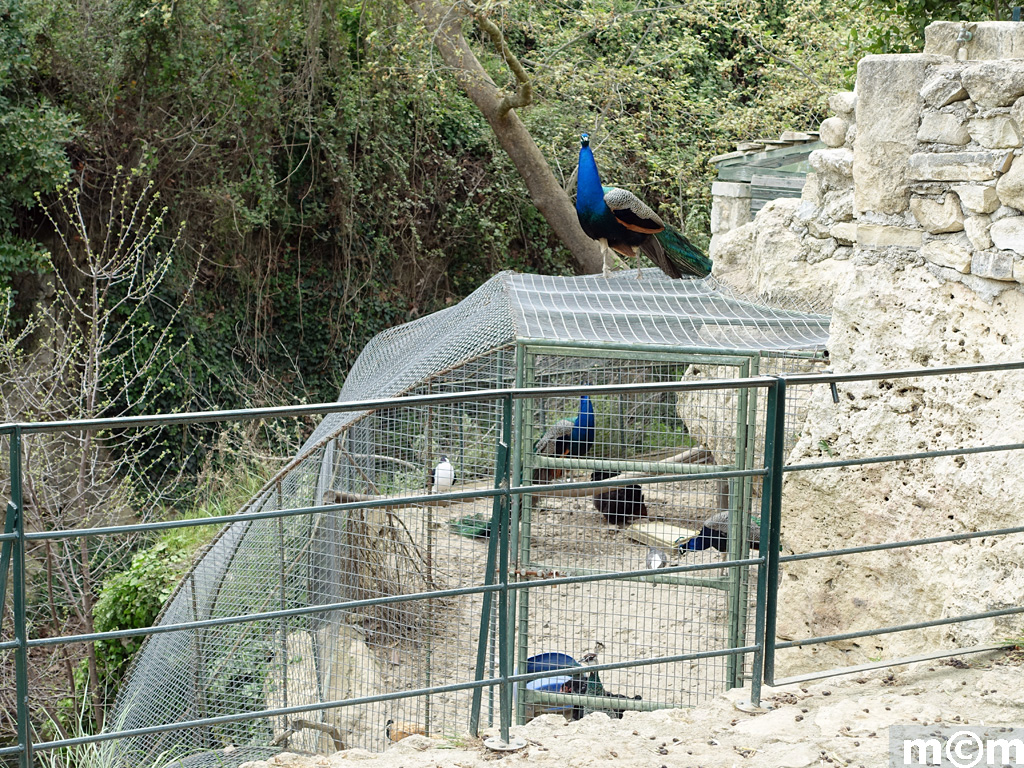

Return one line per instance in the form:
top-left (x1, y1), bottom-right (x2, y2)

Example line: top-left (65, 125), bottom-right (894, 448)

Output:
top-left (961, 60), bottom-right (1024, 108)
top-left (964, 215), bottom-right (994, 251)
top-left (968, 115), bottom-right (1022, 148)
top-left (990, 216), bottom-right (1024, 252)
top-left (819, 117), bottom-right (849, 148)
top-left (910, 192), bottom-right (965, 233)
top-left (921, 237), bottom-right (972, 272)
top-left (917, 112), bottom-right (970, 145)
top-left (952, 184), bottom-right (1000, 214)
top-left (995, 153), bottom-right (1024, 209)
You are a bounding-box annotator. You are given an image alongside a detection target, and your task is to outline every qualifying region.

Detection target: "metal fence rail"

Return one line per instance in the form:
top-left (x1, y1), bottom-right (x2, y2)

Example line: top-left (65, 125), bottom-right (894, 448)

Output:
top-left (3, 360), bottom-right (1024, 768)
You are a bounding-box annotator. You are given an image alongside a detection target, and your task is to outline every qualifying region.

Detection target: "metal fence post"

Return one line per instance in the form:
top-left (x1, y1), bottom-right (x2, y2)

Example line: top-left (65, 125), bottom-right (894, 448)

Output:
top-left (10, 426), bottom-right (33, 768)
top-left (497, 394), bottom-right (513, 745)
top-left (763, 379), bottom-right (786, 689)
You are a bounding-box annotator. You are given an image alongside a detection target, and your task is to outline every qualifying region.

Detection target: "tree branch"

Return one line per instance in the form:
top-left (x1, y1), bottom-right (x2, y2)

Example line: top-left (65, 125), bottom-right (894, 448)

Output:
top-left (461, 1), bottom-right (533, 116)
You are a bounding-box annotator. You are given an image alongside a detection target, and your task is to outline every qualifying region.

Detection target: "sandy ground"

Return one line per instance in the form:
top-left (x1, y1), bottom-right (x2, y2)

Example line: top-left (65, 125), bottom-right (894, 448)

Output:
top-left (236, 647), bottom-right (1023, 768)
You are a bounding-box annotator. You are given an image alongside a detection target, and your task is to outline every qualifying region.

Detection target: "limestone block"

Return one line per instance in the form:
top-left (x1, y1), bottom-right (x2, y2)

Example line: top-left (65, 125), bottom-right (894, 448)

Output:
top-left (952, 184), bottom-right (1000, 214)
top-left (806, 236), bottom-right (838, 264)
top-left (807, 218), bottom-right (832, 239)
top-left (917, 112), bottom-right (970, 144)
top-left (822, 189), bottom-right (854, 222)
top-left (845, 123), bottom-right (857, 147)
top-left (908, 151), bottom-right (1014, 182)
top-left (920, 71), bottom-right (968, 108)
top-left (857, 223), bottom-right (924, 249)
top-left (991, 205), bottom-right (1019, 222)
top-left (972, 250), bottom-right (1017, 280)
top-left (990, 216), bottom-right (1024, 252)
top-left (926, 20), bottom-right (1024, 59)
top-left (909, 192), bottom-right (965, 233)
top-left (921, 238), bottom-right (972, 272)
top-left (854, 55), bottom-right (947, 216)
top-left (809, 148), bottom-right (853, 192)
top-left (961, 61), bottom-right (1024, 108)
top-left (819, 117), bottom-right (849, 148)
top-left (829, 91), bottom-right (856, 119)
top-left (995, 154), bottom-right (1024, 210)
top-left (968, 115), bottom-right (1022, 148)
top-left (964, 215), bottom-right (994, 251)
top-left (1014, 260), bottom-right (1024, 283)
top-left (830, 222), bottom-right (857, 244)
top-left (1011, 96), bottom-right (1024, 138)
top-left (710, 192), bottom-right (752, 235)
top-left (711, 181), bottom-right (751, 198)
top-left (801, 172), bottom-right (822, 206)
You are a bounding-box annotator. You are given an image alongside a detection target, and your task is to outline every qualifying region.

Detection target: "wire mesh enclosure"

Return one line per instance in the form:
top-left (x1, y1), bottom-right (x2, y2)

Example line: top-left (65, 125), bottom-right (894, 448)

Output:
top-left (103, 272), bottom-right (830, 766)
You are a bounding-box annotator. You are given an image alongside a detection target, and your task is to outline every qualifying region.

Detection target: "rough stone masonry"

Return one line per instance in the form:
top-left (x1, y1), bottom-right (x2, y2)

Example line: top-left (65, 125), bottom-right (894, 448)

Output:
top-left (711, 21), bottom-right (1024, 678)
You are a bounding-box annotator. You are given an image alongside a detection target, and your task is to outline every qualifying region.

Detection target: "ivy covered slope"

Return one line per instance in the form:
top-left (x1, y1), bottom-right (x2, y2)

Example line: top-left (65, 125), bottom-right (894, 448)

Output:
top-left (0, 0), bottom-right (867, 411)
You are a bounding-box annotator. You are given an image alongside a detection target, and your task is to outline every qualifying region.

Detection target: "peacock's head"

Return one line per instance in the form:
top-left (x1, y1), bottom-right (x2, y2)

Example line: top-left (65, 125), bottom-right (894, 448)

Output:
top-left (580, 133), bottom-right (590, 148)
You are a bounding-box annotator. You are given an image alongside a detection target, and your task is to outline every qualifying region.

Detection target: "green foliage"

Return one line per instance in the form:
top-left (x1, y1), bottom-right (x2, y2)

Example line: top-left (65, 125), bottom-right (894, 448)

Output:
top-left (0, 0), bottom-right (75, 294)
top-left (851, 0), bottom-right (1008, 54)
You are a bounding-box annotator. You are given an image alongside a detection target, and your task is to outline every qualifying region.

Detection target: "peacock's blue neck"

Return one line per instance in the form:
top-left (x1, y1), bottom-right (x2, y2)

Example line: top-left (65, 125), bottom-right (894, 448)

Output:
top-left (576, 147), bottom-right (608, 218)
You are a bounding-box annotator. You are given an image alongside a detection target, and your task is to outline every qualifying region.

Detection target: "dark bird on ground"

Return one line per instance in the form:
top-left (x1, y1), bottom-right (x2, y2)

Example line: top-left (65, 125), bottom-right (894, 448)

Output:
top-left (430, 455), bottom-right (454, 494)
top-left (534, 394), bottom-right (596, 483)
top-left (575, 133), bottom-right (713, 280)
top-left (592, 475), bottom-right (649, 526)
top-left (560, 670), bottom-right (642, 721)
top-left (680, 511), bottom-right (761, 553)
top-left (385, 719), bottom-right (427, 742)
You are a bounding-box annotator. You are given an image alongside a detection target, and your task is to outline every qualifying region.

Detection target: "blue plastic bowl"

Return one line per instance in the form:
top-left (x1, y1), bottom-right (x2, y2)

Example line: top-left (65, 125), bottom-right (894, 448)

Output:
top-left (526, 652), bottom-right (579, 674)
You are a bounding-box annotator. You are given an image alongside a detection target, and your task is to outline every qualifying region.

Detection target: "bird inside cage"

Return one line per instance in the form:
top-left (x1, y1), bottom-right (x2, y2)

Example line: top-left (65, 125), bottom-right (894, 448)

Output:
top-left (533, 394), bottom-right (595, 483)
top-left (679, 511), bottom-right (761, 554)
top-left (385, 718), bottom-right (427, 742)
top-left (430, 455), bottom-right (455, 494)
top-left (592, 474), bottom-right (649, 527)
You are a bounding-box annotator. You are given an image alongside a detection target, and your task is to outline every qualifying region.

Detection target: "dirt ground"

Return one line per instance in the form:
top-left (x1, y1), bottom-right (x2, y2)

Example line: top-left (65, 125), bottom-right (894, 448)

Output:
top-left (233, 647), bottom-right (1024, 768)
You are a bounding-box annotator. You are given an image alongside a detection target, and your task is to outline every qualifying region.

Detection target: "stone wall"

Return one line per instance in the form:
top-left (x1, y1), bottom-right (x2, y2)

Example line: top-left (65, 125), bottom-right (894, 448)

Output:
top-left (712, 22), bottom-right (1024, 676)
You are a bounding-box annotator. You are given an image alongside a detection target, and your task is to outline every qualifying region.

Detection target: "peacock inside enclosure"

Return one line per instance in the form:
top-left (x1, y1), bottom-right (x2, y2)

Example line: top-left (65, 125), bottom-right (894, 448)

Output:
top-left (533, 394), bottom-right (596, 483)
top-left (575, 133), bottom-right (713, 280)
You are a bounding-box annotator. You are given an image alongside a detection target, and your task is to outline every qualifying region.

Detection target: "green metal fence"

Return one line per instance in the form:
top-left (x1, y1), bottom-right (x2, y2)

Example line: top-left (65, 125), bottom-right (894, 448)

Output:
top-left (3, 361), bottom-right (1024, 767)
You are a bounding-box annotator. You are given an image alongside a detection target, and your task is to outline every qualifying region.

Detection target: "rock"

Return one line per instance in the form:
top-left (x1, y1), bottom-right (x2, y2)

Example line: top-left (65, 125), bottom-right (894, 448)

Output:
top-left (710, 182), bottom-right (752, 236)
top-left (964, 215), bottom-right (994, 250)
top-left (926, 20), bottom-right (1024, 59)
top-left (952, 184), bottom-right (1000, 214)
top-left (920, 70), bottom-right (968, 108)
top-left (1012, 95), bottom-right (1024, 137)
top-left (854, 54), bottom-right (946, 215)
top-left (910, 192), bottom-right (965, 233)
top-left (917, 112), bottom-right (970, 144)
top-left (830, 222), bottom-right (857, 244)
top-left (801, 172), bottom-right (823, 206)
top-left (921, 238), bottom-right (972, 272)
top-left (972, 250), bottom-right (1017, 280)
top-left (856, 223), bottom-right (924, 249)
top-left (908, 150), bottom-right (1014, 182)
top-left (968, 115), bottom-right (1022, 148)
top-left (819, 117), bottom-right (849, 148)
top-left (990, 216), bottom-right (1024, 251)
top-left (995, 154), bottom-right (1024, 209)
top-left (829, 90), bottom-right (856, 119)
top-left (961, 60), bottom-right (1024, 108)
top-left (809, 148), bottom-right (853, 192)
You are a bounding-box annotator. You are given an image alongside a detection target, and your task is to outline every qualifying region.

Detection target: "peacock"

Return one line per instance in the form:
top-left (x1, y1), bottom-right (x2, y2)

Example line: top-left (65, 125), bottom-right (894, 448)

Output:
top-left (533, 394), bottom-right (596, 483)
top-left (680, 510), bottom-right (761, 553)
top-left (575, 133), bottom-right (713, 279)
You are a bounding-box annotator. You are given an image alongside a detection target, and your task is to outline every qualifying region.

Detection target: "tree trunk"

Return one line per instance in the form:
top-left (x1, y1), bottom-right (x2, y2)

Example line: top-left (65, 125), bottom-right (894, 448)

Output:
top-left (404, 0), bottom-right (604, 275)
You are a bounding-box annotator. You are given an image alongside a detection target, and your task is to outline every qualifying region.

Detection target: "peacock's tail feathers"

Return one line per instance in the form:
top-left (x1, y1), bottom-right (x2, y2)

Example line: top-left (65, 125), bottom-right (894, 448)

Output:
top-left (642, 225), bottom-right (712, 279)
